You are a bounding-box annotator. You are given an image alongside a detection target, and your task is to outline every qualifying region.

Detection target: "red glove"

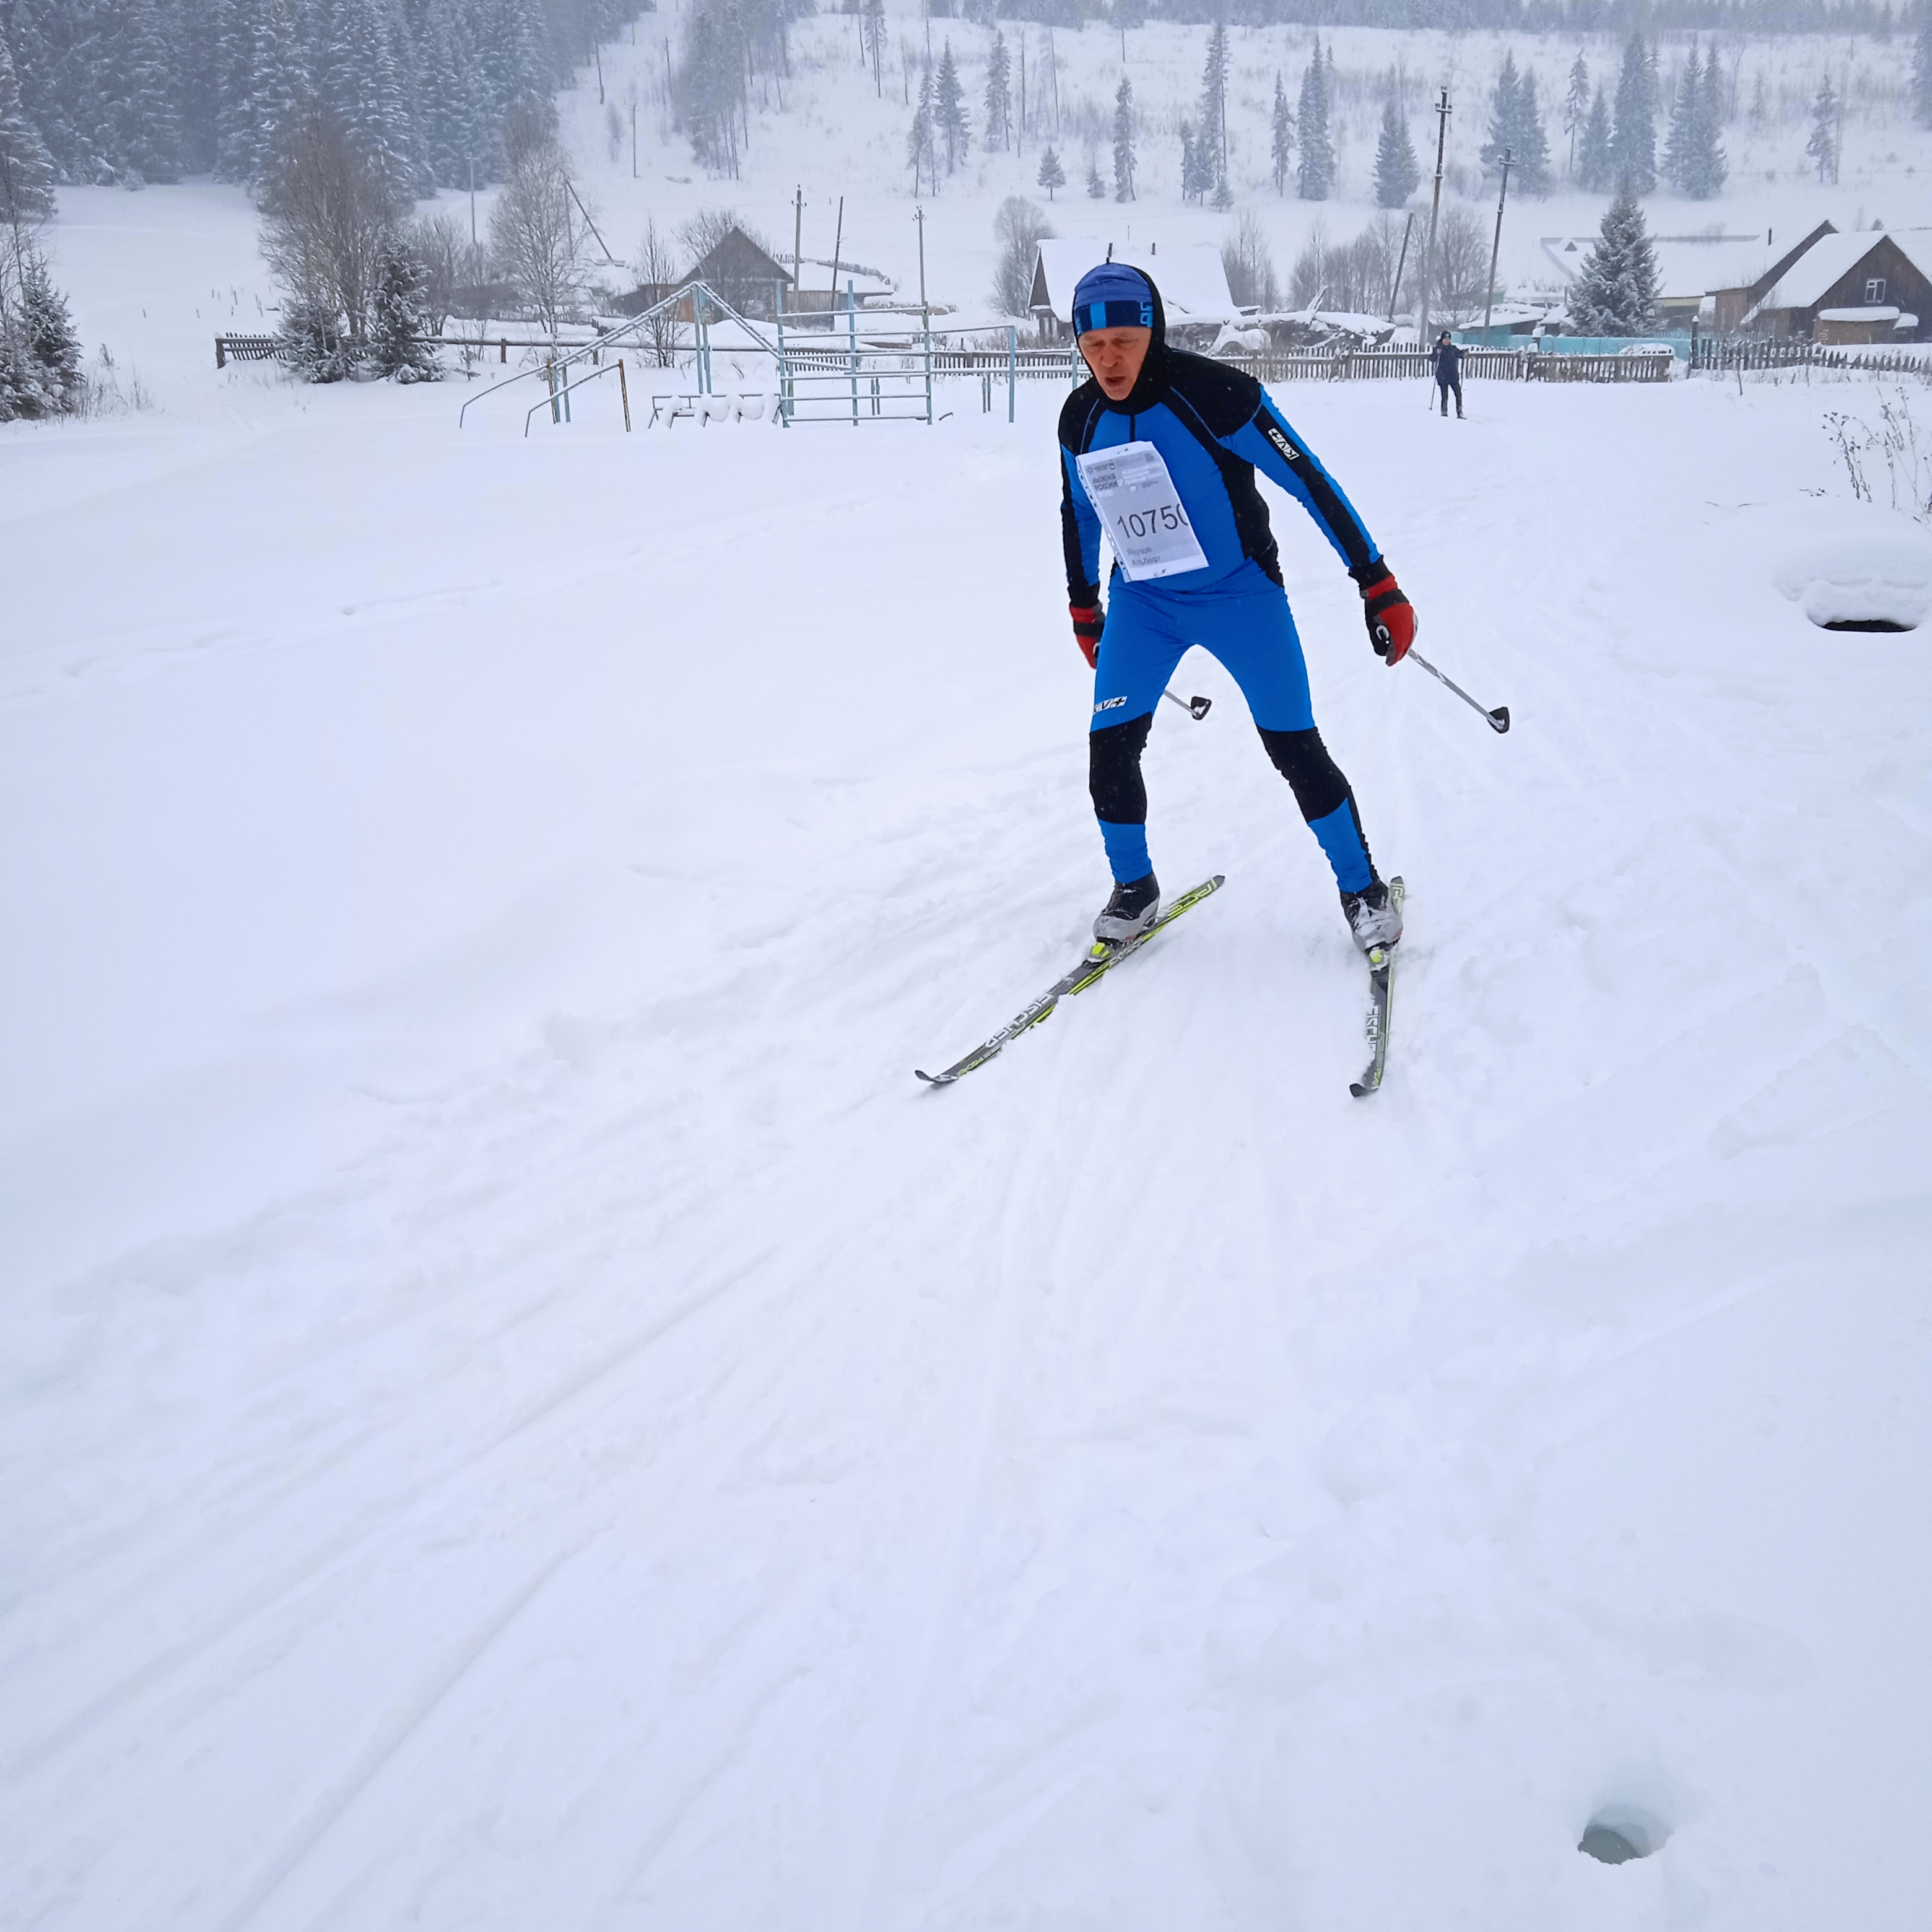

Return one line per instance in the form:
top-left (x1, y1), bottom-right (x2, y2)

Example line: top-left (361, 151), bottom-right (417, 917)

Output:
top-left (1071, 601), bottom-right (1104, 670)
top-left (1351, 559), bottom-right (1416, 666)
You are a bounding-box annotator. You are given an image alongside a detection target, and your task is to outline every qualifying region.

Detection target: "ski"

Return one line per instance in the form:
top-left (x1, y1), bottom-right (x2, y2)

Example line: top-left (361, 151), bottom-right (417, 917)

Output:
top-left (916, 876), bottom-right (1225, 1087)
top-left (1349, 874), bottom-right (1405, 1099)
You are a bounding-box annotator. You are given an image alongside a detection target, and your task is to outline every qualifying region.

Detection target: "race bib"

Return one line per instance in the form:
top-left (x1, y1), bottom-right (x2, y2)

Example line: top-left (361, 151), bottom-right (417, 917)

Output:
top-left (1074, 442), bottom-right (1210, 583)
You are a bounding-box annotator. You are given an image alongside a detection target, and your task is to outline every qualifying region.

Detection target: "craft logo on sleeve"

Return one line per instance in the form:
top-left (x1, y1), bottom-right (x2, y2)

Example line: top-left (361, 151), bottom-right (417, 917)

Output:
top-left (1075, 442), bottom-right (1211, 583)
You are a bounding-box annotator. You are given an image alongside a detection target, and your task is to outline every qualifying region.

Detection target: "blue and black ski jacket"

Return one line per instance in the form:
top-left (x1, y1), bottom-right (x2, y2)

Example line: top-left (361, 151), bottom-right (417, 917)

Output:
top-left (1057, 265), bottom-right (1382, 606)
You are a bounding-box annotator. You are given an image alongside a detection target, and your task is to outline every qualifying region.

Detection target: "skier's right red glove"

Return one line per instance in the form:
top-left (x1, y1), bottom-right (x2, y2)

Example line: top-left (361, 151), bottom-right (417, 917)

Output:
top-left (1071, 602), bottom-right (1103, 670)
top-left (1351, 559), bottom-right (1416, 666)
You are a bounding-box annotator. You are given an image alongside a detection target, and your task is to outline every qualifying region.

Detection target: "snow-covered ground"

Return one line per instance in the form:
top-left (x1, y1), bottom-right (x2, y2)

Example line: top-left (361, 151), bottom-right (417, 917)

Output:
top-left (6, 34), bottom-right (1932, 1927)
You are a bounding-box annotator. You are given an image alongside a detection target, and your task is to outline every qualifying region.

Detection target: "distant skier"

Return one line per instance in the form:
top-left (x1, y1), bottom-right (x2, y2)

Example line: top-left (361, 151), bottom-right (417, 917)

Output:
top-left (1432, 331), bottom-right (1464, 417)
top-left (1058, 261), bottom-right (1416, 955)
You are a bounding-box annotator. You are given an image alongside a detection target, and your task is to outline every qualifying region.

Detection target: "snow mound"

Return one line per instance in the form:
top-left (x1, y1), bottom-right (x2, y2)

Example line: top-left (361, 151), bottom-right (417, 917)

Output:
top-left (1767, 513), bottom-right (1932, 632)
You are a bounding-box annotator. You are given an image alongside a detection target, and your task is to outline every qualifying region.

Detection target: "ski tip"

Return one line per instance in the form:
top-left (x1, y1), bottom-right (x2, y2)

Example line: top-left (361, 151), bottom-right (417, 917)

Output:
top-left (1488, 706), bottom-right (1510, 733)
top-left (915, 1069), bottom-right (942, 1085)
top-left (1349, 1079), bottom-right (1375, 1099)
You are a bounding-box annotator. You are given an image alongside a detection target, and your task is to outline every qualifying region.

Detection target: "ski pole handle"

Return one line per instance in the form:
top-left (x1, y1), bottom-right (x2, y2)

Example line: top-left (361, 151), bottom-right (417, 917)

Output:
top-left (1162, 688), bottom-right (1212, 721)
top-left (1406, 648), bottom-right (1509, 733)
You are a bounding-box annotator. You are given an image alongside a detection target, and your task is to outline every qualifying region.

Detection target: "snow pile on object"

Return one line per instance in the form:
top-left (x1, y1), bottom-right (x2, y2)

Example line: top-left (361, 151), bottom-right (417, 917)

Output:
top-left (1768, 513), bottom-right (1932, 630)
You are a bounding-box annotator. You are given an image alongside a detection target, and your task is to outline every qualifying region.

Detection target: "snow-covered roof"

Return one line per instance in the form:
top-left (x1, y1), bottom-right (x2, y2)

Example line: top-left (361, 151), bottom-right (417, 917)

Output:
top-left (1541, 233), bottom-right (1777, 301)
top-left (1757, 230), bottom-right (1932, 311)
top-left (1029, 240), bottom-right (1238, 324)
top-left (1818, 305), bottom-right (1900, 322)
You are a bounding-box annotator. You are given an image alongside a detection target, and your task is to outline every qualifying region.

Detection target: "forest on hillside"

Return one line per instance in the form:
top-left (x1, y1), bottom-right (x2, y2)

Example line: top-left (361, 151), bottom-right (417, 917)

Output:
top-left (0, 0), bottom-right (649, 196)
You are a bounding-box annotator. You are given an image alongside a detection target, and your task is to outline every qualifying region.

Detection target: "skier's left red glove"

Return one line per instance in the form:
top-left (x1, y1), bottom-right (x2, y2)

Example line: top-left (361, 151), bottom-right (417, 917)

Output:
top-left (1071, 601), bottom-right (1104, 670)
top-left (1351, 559), bottom-right (1416, 666)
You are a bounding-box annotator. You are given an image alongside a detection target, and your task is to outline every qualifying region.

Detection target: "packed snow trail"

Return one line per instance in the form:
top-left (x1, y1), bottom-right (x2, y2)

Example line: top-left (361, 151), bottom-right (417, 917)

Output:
top-left (4, 376), bottom-right (1930, 1932)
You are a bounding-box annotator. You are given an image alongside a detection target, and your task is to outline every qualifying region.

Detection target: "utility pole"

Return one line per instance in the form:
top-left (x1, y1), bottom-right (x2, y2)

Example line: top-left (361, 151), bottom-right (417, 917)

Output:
top-left (1419, 85), bottom-right (1451, 347)
top-left (829, 194), bottom-right (844, 320)
top-left (916, 203), bottom-right (928, 311)
top-left (468, 157), bottom-right (476, 245)
top-left (1482, 147), bottom-right (1512, 337)
top-left (1388, 209), bottom-right (1414, 323)
top-left (631, 100), bottom-right (638, 177)
top-left (793, 185), bottom-right (804, 311)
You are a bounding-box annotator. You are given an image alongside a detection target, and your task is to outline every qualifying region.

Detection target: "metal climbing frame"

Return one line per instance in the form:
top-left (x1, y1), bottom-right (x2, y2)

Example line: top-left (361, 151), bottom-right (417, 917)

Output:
top-left (773, 281), bottom-right (934, 426)
top-left (457, 278), bottom-right (938, 430)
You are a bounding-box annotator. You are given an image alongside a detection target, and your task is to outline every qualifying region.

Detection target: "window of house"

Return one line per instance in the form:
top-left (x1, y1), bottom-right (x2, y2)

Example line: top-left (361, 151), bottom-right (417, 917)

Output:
top-left (1866, 276), bottom-right (1886, 304)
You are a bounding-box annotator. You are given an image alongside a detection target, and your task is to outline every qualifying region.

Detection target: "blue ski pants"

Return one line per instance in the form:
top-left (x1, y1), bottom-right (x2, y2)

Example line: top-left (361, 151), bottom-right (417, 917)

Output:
top-left (1087, 562), bottom-right (1377, 894)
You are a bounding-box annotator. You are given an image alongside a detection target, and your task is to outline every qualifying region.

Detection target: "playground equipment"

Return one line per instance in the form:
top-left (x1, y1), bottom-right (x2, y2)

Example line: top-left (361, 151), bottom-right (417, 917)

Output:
top-left (458, 278), bottom-right (946, 432)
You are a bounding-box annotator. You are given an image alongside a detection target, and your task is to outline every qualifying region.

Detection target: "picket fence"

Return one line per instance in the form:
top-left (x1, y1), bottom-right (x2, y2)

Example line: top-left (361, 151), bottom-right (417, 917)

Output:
top-left (1689, 337), bottom-right (1932, 376)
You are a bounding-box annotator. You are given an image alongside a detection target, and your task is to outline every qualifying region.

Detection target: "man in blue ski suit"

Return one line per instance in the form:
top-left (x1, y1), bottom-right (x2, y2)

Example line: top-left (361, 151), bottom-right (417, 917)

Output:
top-left (1058, 261), bottom-right (1416, 952)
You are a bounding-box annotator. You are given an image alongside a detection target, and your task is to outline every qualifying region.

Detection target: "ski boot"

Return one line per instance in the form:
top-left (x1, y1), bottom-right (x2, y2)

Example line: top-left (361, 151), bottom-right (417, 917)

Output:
top-left (1341, 876), bottom-right (1402, 953)
top-left (1093, 873), bottom-right (1160, 947)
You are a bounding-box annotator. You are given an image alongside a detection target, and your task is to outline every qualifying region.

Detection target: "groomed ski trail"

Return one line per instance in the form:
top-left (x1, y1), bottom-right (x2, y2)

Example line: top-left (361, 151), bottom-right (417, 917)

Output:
top-left (4, 378), bottom-right (1930, 1932)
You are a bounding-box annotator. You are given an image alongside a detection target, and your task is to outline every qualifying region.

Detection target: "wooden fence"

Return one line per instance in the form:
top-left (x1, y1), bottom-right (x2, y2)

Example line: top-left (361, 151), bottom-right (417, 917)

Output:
top-left (919, 345), bottom-right (1671, 384)
top-left (1689, 336), bottom-right (1932, 376)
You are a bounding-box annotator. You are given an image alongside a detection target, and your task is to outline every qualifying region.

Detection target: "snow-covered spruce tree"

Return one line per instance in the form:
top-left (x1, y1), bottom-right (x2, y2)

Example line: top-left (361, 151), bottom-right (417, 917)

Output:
top-left (1564, 51), bottom-right (1590, 178)
top-left (934, 42), bottom-right (967, 176)
top-left (1178, 121), bottom-right (1204, 204)
top-left (1036, 143), bottom-right (1064, 201)
top-left (1578, 84), bottom-right (1612, 191)
top-left (0, 28), bottom-right (57, 225)
top-left (1271, 73), bottom-right (1293, 195)
top-left (1085, 153), bottom-right (1105, 199)
top-left (1663, 45), bottom-right (1700, 193)
top-left (1513, 71), bottom-right (1551, 194)
top-left (1700, 49), bottom-right (1728, 195)
top-left (680, 2), bottom-right (744, 178)
top-left (1113, 76), bottom-right (1136, 202)
top-left (1296, 37), bottom-right (1333, 201)
top-left (863, 0), bottom-right (887, 101)
top-left (983, 29), bottom-right (1011, 149)
top-left (369, 231), bottom-right (442, 381)
top-left (1569, 187), bottom-right (1660, 336)
top-left (1611, 34), bottom-right (1655, 195)
top-left (1481, 51), bottom-right (1521, 178)
top-left (115, 0), bottom-right (187, 184)
top-left (0, 303), bottom-right (54, 421)
top-left (1806, 74), bottom-right (1839, 185)
top-left (276, 292), bottom-right (352, 381)
top-left (1199, 19), bottom-right (1229, 204)
top-left (1373, 97), bottom-right (1416, 207)
top-left (1915, 6), bottom-right (1932, 125)
top-left (0, 236), bottom-right (81, 417)
top-left (17, 240), bottom-right (81, 408)
top-left (907, 66), bottom-right (936, 196)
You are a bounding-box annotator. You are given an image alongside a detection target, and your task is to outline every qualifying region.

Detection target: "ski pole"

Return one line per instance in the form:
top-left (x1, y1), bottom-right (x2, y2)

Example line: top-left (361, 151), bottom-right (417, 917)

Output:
top-left (1406, 648), bottom-right (1509, 733)
top-left (1162, 688), bottom-right (1212, 721)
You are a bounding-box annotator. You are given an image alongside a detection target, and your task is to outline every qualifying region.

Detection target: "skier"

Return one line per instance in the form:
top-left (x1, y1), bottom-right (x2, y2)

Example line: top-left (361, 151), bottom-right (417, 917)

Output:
top-left (1059, 261), bottom-right (1415, 955)
top-left (1432, 330), bottom-right (1464, 417)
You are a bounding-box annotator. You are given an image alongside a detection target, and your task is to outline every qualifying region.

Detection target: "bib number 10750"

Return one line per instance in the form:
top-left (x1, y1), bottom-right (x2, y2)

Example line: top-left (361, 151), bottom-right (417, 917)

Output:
top-left (1074, 441), bottom-right (1211, 583)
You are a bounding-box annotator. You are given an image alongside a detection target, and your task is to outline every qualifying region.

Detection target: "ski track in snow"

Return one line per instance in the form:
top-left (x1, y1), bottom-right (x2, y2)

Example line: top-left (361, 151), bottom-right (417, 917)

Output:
top-left (4, 365), bottom-right (1931, 1932)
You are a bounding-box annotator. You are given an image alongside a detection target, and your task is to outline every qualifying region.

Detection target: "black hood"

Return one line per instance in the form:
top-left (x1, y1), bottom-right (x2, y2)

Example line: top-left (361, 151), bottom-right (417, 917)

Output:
top-left (1078, 263), bottom-right (1170, 415)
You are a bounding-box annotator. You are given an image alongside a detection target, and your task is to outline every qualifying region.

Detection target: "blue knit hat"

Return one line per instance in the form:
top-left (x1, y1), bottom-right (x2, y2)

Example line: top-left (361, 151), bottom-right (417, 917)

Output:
top-left (1072, 263), bottom-right (1155, 337)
